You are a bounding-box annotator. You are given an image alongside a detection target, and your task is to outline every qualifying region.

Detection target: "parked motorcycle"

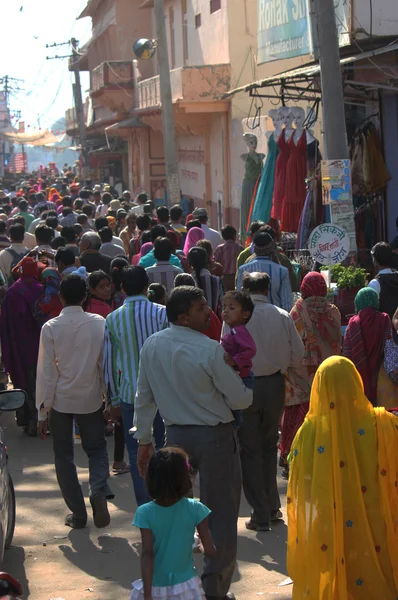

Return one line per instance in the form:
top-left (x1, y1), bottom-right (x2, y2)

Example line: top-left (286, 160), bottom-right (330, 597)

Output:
top-left (0, 390), bottom-right (26, 563)
top-left (0, 572), bottom-right (22, 599)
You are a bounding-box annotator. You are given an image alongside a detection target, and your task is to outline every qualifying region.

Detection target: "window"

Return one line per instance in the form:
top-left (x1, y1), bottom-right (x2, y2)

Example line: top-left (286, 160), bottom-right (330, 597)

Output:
top-left (182, 0), bottom-right (189, 64)
top-left (169, 7), bottom-right (176, 68)
top-left (210, 0), bottom-right (221, 14)
top-left (195, 13), bottom-right (202, 28)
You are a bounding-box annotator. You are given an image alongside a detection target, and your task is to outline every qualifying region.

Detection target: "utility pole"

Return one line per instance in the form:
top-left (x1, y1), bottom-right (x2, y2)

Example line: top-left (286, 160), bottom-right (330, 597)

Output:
top-left (311, 0), bottom-right (357, 251)
top-left (154, 0), bottom-right (180, 206)
top-left (0, 76), bottom-right (24, 175)
top-left (70, 38), bottom-right (90, 179)
top-left (311, 0), bottom-right (348, 160)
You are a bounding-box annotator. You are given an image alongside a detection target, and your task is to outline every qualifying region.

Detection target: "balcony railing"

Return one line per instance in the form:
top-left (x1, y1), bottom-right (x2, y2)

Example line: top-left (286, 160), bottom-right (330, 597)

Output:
top-left (138, 64), bottom-right (231, 110)
top-left (91, 61), bottom-right (134, 95)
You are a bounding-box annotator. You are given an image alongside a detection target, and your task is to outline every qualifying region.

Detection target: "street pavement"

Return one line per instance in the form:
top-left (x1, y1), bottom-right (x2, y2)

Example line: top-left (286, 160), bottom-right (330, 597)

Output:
top-left (3, 411), bottom-right (292, 600)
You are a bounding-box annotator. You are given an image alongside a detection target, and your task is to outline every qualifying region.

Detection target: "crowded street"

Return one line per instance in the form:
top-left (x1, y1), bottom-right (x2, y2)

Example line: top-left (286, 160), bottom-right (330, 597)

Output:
top-left (4, 411), bottom-right (290, 600)
top-left (1, 1), bottom-right (398, 599)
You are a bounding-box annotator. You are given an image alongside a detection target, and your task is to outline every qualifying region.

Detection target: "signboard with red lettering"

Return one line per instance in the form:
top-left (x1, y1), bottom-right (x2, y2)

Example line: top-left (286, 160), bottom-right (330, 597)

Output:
top-left (308, 223), bottom-right (350, 266)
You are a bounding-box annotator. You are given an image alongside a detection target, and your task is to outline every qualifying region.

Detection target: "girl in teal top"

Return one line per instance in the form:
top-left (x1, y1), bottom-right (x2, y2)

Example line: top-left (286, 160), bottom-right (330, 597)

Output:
top-left (131, 447), bottom-right (216, 600)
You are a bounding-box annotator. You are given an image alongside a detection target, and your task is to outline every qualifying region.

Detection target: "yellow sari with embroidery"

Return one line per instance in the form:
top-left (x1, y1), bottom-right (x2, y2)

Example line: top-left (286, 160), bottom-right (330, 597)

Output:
top-left (287, 356), bottom-right (398, 600)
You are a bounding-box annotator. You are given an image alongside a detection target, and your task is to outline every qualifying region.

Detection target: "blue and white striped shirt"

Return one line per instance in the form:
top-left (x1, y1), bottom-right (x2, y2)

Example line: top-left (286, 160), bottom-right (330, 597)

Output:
top-left (236, 257), bottom-right (293, 312)
top-left (103, 295), bottom-right (167, 406)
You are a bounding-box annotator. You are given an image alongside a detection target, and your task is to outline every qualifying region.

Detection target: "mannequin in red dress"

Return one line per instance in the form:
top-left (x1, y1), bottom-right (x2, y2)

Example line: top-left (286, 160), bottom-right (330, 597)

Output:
top-left (272, 106), bottom-right (293, 220)
top-left (281, 107), bottom-right (315, 233)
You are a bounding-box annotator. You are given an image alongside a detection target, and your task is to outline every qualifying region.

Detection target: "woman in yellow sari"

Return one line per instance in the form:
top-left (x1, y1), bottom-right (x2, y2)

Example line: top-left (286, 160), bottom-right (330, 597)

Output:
top-left (287, 356), bottom-right (398, 600)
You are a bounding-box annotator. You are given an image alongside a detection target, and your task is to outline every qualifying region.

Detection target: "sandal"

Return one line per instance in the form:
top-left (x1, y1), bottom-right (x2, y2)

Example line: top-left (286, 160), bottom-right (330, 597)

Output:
top-left (112, 462), bottom-right (130, 474)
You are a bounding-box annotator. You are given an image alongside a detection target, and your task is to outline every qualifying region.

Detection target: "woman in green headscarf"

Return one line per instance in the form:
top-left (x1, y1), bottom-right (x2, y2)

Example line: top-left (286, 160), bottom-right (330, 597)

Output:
top-left (343, 287), bottom-right (391, 405)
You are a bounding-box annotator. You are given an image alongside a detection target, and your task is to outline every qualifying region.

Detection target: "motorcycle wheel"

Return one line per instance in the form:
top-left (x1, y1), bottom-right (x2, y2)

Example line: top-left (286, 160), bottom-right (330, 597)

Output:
top-left (5, 475), bottom-right (15, 549)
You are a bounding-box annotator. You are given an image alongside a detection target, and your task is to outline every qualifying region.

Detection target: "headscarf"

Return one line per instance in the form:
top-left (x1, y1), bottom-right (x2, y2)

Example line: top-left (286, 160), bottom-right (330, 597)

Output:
top-left (183, 227), bottom-right (205, 256)
top-left (185, 213), bottom-right (194, 226)
top-left (33, 268), bottom-right (62, 327)
top-left (15, 256), bottom-right (40, 279)
top-left (343, 289), bottom-right (390, 403)
top-left (132, 242), bottom-right (153, 266)
top-left (287, 356), bottom-right (398, 600)
top-left (355, 286), bottom-right (379, 313)
top-left (300, 272), bottom-right (327, 299)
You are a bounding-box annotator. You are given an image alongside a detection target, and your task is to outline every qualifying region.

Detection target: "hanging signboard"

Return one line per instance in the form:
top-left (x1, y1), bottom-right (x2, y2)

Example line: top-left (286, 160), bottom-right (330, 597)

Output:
top-left (257, 0), bottom-right (351, 64)
top-left (321, 159), bottom-right (351, 205)
top-left (257, 0), bottom-right (311, 64)
top-left (308, 223), bottom-right (350, 266)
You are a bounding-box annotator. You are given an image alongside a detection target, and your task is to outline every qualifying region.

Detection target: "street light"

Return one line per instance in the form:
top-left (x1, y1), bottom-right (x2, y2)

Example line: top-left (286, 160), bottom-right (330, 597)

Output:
top-left (133, 0), bottom-right (180, 207)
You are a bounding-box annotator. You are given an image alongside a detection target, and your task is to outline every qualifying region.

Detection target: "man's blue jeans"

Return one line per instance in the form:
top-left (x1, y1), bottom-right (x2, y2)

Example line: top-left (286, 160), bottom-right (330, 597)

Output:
top-left (121, 402), bottom-right (165, 506)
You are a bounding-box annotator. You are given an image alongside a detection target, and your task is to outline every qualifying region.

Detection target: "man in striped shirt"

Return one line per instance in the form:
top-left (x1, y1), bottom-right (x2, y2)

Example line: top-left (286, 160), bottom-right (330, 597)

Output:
top-left (103, 266), bottom-right (167, 505)
top-left (236, 232), bottom-right (293, 312)
top-left (145, 237), bottom-right (183, 293)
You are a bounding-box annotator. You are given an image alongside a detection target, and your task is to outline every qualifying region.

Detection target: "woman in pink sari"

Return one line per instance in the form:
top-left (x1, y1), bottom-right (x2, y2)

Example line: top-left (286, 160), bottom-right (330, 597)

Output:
top-left (183, 226), bottom-right (204, 256)
top-left (132, 242), bottom-right (153, 266)
top-left (280, 272), bottom-right (341, 476)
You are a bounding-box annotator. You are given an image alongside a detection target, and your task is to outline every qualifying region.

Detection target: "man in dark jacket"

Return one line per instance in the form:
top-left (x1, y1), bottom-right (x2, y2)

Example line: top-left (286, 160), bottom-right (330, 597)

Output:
top-left (369, 242), bottom-right (398, 319)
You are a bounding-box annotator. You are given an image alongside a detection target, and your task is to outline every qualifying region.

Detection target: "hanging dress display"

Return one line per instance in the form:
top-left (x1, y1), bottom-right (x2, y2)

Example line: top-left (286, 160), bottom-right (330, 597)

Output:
top-left (248, 134), bottom-right (279, 229)
top-left (272, 129), bottom-right (290, 220)
top-left (281, 131), bottom-right (307, 233)
top-left (240, 153), bottom-right (263, 241)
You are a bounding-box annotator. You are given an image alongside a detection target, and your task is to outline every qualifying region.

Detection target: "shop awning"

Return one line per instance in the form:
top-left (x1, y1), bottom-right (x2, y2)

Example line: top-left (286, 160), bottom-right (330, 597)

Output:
top-left (224, 41), bottom-right (398, 99)
top-left (0, 129), bottom-right (66, 146)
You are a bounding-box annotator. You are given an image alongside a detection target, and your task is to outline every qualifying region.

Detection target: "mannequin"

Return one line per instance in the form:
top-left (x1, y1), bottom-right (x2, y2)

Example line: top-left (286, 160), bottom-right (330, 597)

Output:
top-left (272, 106), bottom-right (294, 221)
top-left (240, 133), bottom-right (264, 241)
top-left (249, 110), bottom-right (281, 230)
top-left (281, 107), bottom-right (314, 232)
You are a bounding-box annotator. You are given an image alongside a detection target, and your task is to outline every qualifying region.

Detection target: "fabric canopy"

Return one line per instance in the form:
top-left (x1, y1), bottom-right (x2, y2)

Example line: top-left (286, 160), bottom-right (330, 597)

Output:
top-left (0, 129), bottom-right (65, 146)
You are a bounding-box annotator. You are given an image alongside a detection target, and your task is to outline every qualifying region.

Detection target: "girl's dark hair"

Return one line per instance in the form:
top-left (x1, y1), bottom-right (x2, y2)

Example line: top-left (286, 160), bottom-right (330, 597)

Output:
top-left (146, 447), bottom-right (192, 504)
top-left (141, 230), bottom-right (152, 245)
top-left (148, 282), bottom-right (166, 304)
top-left (87, 270), bottom-right (111, 290)
top-left (83, 270), bottom-right (111, 309)
top-left (186, 219), bottom-right (201, 231)
top-left (110, 257), bottom-right (129, 291)
top-left (188, 246), bottom-right (207, 294)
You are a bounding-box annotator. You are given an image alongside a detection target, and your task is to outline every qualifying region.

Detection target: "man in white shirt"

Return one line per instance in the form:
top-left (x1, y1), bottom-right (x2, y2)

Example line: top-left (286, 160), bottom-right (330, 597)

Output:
top-left (238, 272), bottom-right (304, 531)
top-left (0, 224), bottom-right (28, 284)
top-left (192, 207), bottom-right (222, 249)
top-left (13, 215), bottom-right (36, 249)
top-left (98, 226), bottom-right (126, 258)
top-left (36, 274), bottom-right (113, 530)
top-left (135, 286), bottom-right (253, 600)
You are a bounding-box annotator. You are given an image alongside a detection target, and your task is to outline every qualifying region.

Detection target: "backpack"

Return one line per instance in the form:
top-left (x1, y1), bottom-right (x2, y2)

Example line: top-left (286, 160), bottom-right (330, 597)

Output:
top-left (5, 248), bottom-right (29, 287)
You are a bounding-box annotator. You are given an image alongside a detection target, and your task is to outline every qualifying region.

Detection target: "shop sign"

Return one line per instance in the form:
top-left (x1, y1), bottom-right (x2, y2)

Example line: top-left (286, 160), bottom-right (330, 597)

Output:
top-left (321, 159), bottom-right (351, 205)
top-left (257, 0), bottom-right (351, 64)
top-left (308, 223), bottom-right (350, 265)
top-left (257, 0), bottom-right (311, 64)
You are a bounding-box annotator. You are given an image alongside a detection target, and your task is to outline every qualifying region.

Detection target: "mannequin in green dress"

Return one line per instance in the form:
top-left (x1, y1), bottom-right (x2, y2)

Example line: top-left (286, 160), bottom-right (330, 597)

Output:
top-left (240, 133), bottom-right (264, 243)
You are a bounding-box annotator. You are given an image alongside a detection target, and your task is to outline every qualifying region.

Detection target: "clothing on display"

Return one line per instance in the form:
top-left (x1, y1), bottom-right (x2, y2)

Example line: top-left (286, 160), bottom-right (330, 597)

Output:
top-left (281, 131), bottom-right (308, 233)
top-left (247, 134), bottom-right (279, 233)
top-left (272, 129), bottom-right (290, 220)
top-left (350, 120), bottom-right (390, 262)
top-left (240, 149), bottom-right (264, 241)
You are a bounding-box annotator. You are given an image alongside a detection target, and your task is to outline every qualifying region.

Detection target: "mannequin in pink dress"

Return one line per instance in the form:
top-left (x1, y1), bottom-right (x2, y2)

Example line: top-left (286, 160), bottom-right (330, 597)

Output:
top-left (281, 107), bottom-right (315, 233)
top-left (271, 106), bottom-right (293, 220)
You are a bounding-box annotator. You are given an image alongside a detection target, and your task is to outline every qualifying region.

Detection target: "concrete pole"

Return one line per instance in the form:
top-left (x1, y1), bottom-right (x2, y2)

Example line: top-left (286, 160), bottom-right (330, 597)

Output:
top-left (154, 0), bottom-right (180, 206)
top-left (71, 38), bottom-right (90, 178)
top-left (312, 0), bottom-right (349, 160)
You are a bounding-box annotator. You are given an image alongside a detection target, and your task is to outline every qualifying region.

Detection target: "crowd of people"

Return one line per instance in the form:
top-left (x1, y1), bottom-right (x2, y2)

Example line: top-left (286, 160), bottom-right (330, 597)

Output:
top-left (0, 174), bottom-right (397, 600)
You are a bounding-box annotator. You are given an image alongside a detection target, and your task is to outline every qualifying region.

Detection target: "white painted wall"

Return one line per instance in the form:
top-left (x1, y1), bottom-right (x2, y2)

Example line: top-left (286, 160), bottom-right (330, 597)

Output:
top-left (354, 0), bottom-right (398, 37)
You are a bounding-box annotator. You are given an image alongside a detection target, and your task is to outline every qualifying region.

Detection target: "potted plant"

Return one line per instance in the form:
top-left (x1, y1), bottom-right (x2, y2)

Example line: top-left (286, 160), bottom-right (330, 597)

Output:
top-left (335, 266), bottom-right (367, 323)
top-left (320, 264), bottom-right (346, 284)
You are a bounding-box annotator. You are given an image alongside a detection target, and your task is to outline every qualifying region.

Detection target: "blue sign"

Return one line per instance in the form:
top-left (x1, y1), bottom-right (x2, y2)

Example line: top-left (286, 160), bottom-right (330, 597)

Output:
top-left (257, 0), bottom-right (311, 64)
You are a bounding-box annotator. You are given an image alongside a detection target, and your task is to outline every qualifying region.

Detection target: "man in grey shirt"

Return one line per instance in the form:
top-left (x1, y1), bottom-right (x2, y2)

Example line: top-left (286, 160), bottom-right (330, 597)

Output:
top-left (238, 272), bottom-right (304, 532)
top-left (135, 286), bottom-right (253, 600)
